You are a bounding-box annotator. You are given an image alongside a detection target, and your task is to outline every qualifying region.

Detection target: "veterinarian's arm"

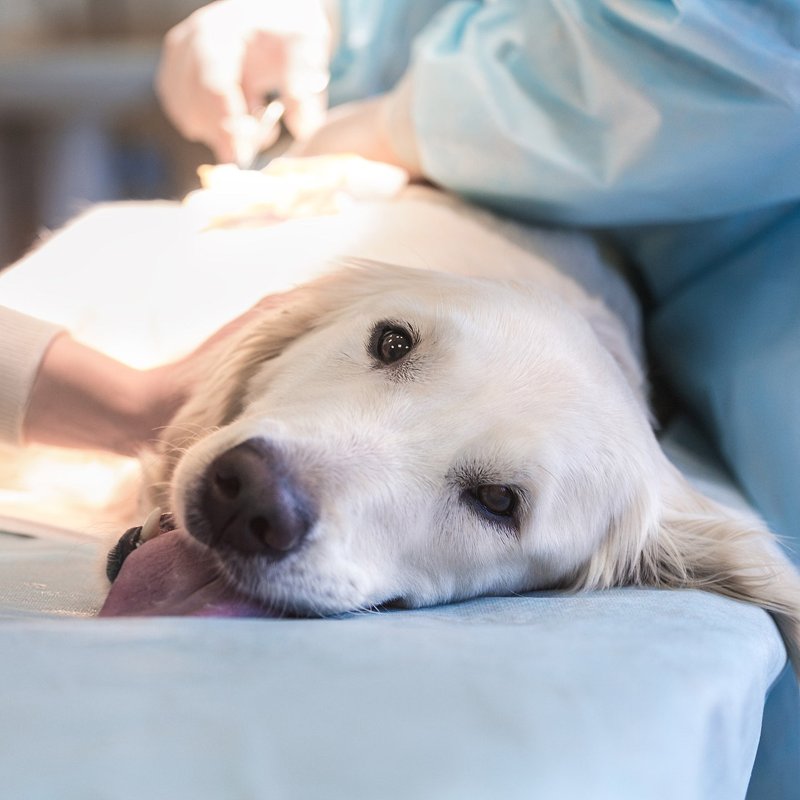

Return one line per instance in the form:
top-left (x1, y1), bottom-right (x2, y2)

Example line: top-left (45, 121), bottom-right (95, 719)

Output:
top-left (20, 293), bottom-right (294, 455)
top-left (289, 87), bottom-right (423, 177)
top-left (156, 0), bottom-right (449, 166)
top-left (0, 306), bottom-right (190, 455)
top-left (305, 1), bottom-right (800, 226)
top-left (0, 307), bottom-right (66, 447)
top-left (157, 0), bottom-right (335, 164)
top-left (23, 333), bottom-right (189, 456)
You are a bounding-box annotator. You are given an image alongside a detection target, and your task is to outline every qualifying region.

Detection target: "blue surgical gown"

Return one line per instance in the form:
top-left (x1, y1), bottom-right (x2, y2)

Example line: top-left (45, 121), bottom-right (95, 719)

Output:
top-left (331, 0), bottom-right (800, 565)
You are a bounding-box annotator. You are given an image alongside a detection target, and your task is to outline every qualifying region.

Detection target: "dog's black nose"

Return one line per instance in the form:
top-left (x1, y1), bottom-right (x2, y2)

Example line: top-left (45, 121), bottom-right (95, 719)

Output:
top-left (196, 438), bottom-right (315, 557)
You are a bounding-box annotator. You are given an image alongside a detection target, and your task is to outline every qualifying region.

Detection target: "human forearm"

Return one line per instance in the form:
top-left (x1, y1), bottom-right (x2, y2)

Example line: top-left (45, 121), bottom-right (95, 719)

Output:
top-left (0, 306), bottom-right (66, 447)
top-left (23, 334), bottom-right (185, 456)
top-left (22, 292), bottom-right (295, 456)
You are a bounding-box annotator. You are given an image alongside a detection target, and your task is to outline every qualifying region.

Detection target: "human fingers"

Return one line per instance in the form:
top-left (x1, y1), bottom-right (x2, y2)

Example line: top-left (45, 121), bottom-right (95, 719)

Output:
top-left (279, 30), bottom-right (330, 141)
top-left (156, 3), bottom-right (251, 162)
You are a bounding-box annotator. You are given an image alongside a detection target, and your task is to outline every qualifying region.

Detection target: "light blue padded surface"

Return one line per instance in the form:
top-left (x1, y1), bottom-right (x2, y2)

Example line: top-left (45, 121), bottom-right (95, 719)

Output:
top-left (0, 421), bottom-right (797, 800)
top-left (0, 533), bottom-right (104, 618)
top-left (0, 585), bottom-right (786, 800)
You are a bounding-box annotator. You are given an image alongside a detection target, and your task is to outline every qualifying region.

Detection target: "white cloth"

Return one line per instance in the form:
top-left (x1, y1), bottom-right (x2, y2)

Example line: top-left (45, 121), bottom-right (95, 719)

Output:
top-left (0, 306), bottom-right (63, 445)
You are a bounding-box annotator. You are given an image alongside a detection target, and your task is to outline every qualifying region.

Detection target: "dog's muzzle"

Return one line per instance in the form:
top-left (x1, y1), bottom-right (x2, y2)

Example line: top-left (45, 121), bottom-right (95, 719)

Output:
top-left (193, 438), bottom-right (317, 558)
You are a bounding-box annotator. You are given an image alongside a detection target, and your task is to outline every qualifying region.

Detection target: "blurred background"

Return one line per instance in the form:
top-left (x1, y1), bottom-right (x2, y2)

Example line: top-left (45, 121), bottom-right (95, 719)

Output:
top-left (0, 0), bottom-right (215, 269)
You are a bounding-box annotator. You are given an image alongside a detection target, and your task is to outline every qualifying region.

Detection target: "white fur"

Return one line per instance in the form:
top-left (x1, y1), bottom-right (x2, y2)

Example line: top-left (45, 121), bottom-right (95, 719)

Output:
top-left (3, 183), bottom-right (796, 664)
top-left (146, 219), bottom-right (800, 666)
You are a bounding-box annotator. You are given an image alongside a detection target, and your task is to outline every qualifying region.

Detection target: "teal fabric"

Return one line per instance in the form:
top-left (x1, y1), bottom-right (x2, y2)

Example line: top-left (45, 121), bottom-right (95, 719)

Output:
top-left (631, 209), bottom-right (800, 567)
top-left (0, 424), bottom-right (796, 798)
top-left (335, 1), bottom-right (800, 225)
top-left (330, 0), bottom-right (452, 106)
top-left (747, 663), bottom-right (800, 800)
top-left (0, 533), bottom-right (103, 618)
top-left (0, 590), bottom-right (784, 800)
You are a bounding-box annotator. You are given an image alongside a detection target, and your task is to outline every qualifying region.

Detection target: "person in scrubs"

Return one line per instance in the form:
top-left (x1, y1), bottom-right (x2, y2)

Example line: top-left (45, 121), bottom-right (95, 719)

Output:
top-left (158, 0), bottom-right (800, 566)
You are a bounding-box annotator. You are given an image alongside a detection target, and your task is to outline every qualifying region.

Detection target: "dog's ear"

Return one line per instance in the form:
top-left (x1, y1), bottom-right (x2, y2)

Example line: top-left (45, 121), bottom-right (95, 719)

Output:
top-left (143, 272), bottom-right (353, 505)
top-left (581, 297), bottom-right (650, 417)
top-left (175, 285), bottom-right (330, 429)
top-left (143, 262), bottom-right (417, 505)
top-left (577, 465), bottom-right (800, 670)
top-left (640, 473), bottom-right (800, 669)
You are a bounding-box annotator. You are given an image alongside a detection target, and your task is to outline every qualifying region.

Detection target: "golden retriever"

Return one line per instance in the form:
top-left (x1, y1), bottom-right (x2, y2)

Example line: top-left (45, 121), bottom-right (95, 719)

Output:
top-left (134, 192), bottom-right (800, 666)
top-left (3, 173), bottom-right (797, 665)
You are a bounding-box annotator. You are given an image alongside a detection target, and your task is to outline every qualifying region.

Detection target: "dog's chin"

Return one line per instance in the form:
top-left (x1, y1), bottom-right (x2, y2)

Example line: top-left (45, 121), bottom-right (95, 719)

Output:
top-left (216, 549), bottom-right (386, 617)
top-left (99, 524), bottom-right (382, 618)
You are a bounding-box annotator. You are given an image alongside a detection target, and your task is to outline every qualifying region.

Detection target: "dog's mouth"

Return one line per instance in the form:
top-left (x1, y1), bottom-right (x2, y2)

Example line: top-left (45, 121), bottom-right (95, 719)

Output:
top-left (99, 515), bottom-right (279, 618)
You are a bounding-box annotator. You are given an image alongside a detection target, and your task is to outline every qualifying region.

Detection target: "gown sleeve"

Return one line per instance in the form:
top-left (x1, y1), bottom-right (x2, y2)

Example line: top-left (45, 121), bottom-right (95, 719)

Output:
top-left (388, 0), bottom-right (800, 225)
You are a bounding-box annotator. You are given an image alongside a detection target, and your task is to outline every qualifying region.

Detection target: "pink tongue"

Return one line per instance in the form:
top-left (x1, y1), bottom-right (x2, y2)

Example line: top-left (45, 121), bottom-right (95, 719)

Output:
top-left (99, 530), bottom-right (278, 618)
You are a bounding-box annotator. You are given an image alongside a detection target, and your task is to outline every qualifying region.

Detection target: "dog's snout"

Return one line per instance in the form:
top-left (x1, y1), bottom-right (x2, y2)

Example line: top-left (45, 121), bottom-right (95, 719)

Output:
top-left (197, 438), bottom-right (315, 557)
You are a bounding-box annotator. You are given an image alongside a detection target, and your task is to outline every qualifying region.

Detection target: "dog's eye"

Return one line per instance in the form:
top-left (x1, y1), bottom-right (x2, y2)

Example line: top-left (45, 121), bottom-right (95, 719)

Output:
top-left (374, 325), bottom-right (413, 364)
top-left (474, 484), bottom-right (517, 517)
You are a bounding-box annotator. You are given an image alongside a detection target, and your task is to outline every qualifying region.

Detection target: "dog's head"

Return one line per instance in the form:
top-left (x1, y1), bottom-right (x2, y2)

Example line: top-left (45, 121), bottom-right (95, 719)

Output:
top-left (151, 263), bottom-right (799, 661)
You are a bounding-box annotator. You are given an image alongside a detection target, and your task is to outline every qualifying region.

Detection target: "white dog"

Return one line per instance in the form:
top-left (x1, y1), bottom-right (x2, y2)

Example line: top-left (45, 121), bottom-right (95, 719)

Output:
top-left (126, 187), bottom-right (800, 665)
top-left (2, 168), bottom-right (796, 661)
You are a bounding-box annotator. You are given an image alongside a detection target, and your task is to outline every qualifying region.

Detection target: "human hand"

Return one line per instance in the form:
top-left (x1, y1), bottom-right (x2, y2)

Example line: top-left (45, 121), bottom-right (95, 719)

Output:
top-left (156, 0), bottom-right (333, 165)
top-left (24, 292), bottom-right (296, 456)
top-left (290, 90), bottom-right (424, 180)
